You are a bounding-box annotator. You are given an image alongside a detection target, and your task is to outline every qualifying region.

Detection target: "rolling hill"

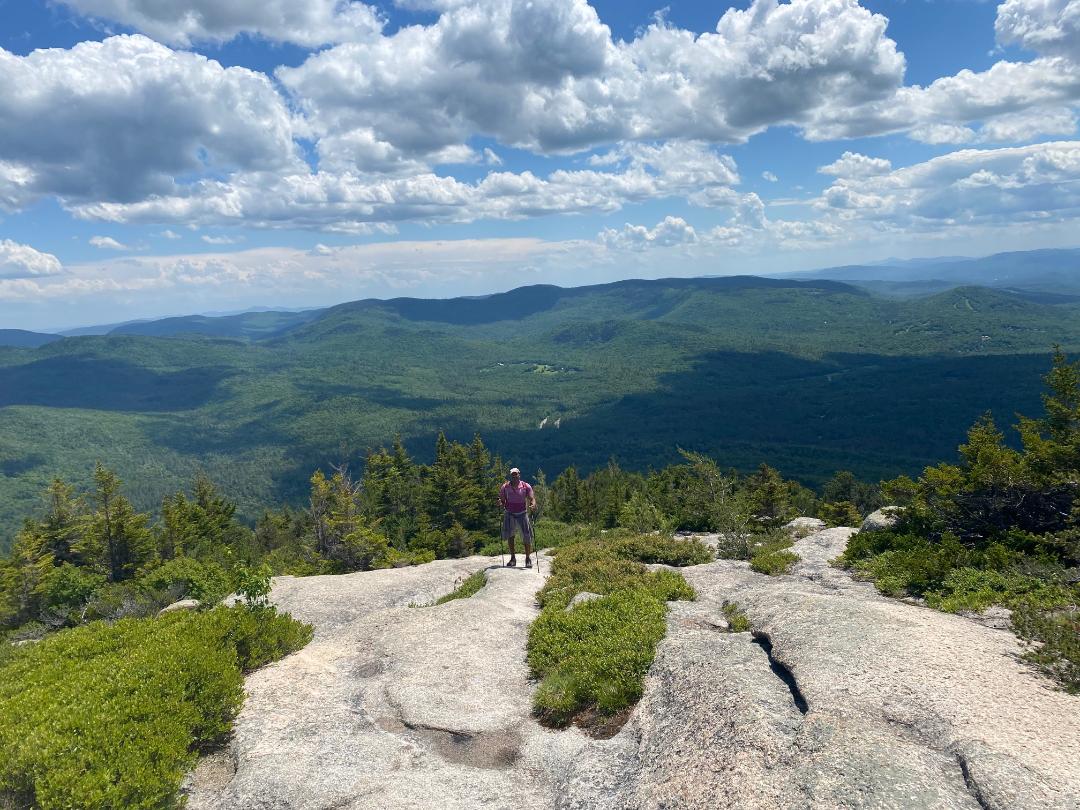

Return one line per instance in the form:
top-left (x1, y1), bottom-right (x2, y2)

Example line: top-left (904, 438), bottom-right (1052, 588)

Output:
top-left (792, 247), bottom-right (1080, 294)
top-left (0, 329), bottom-right (62, 349)
top-left (2, 274), bottom-right (1079, 551)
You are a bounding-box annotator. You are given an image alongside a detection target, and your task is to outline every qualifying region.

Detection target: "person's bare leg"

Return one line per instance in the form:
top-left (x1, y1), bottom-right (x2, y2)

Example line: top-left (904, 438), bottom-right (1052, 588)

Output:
top-left (523, 515), bottom-right (534, 567)
top-left (507, 536), bottom-right (517, 566)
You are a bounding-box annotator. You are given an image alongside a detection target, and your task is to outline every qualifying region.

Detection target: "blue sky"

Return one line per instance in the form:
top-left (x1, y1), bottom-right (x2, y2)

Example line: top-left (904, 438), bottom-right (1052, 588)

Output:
top-left (1, 0), bottom-right (1079, 330)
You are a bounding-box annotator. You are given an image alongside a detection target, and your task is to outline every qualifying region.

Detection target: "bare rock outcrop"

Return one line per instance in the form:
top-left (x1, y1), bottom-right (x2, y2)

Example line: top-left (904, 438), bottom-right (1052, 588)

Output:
top-left (783, 516), bottom-right (827, 537)
top-left (861, 506), bottom-right (903, 532)
top-left (187, 533), bottom-right (1080, 810)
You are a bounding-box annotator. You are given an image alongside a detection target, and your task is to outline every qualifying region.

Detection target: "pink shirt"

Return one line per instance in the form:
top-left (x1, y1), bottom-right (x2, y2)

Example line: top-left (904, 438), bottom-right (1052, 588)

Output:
top-left (500, 480), bottom-right (533, 513)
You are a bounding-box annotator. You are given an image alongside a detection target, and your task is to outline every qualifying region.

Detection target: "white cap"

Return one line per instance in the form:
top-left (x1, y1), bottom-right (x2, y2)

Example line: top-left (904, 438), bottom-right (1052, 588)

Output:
top-left (509, 467), bottom-right (520, 474)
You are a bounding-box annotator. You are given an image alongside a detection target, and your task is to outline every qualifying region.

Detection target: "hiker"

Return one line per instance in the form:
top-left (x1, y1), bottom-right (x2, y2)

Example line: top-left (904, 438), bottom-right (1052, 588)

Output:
top-left (499, 467), bottom-right (537, 568)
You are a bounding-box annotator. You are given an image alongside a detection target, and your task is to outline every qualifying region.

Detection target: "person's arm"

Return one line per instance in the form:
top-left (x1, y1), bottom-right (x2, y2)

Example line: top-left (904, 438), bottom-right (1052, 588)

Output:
top-left (498, 483), bottom-right (507, 509)
top-left (527, 483), bottom-right (537, 511)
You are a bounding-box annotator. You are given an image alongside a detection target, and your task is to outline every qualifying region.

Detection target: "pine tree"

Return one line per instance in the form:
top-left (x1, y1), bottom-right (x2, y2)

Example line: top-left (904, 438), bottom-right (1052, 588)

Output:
top-left (550, 467), bottom-right (582, 522)
top-left (0, 525), bottom-right (55, 625)
top-left (38, 479), bottom-right (84, 565)
top-left (78, 464), bottom-right (155, 582)
top-left (746, 463), bottom-right (795, 529)
top-left (1019, 347), bottom-right (1080, 481)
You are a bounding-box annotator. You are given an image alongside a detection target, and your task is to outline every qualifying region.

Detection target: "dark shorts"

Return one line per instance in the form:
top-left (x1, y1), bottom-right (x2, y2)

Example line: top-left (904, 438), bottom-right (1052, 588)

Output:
top-left (502, 510), bottom-right (533, 543)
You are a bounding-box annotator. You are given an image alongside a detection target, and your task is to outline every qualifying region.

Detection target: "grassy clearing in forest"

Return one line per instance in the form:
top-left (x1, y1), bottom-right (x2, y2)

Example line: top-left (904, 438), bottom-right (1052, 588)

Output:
top-left (526, 531), bottom-right (711, 729)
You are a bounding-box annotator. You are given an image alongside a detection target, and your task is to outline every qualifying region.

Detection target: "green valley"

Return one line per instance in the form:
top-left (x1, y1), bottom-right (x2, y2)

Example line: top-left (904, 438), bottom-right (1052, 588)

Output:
top-left (2, 275), bottom-right (1079, 551)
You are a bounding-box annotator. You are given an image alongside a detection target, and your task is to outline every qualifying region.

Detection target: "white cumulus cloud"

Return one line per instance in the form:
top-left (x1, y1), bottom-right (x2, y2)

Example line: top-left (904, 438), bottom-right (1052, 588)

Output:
top-left (818, 152), bottom-right (892, 178)
top-left (600, 216), bottom-right (698, 251)
top-left (277, 0), bottom-right (905, 170)
top-left (90, 236), bottom-right (129, 250)
top-left (0, 240), bottom-right (64, 279)
top-left (70, 141), bottom-right (742, 232)
top-left (57, 0), bottom-right (385, 47)
top-left (818, 140), bottom-right (1080, 228)
top-left (996, 0), bottom-right (1080, 57)
top-left (0, 35), bottom-right (300, 207)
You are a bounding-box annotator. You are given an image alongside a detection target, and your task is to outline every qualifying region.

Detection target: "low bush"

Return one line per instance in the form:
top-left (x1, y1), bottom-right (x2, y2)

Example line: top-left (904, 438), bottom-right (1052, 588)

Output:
top-left (216, 605), bottom-right (313, 672)
top-left (43, 563), bottom-right (107, 624)
top-left (0, 606), bottom-right (311, 809)
top-left (742, 530), bottom-right (800, 576)
top-left (924, 568), bottom-right (1076, 613)
top-left (607, 533), bottom-right (713, 567)
top-left (1013, 605), bottom-right (1080, 694)
top-left (721, 600), bottom-right (751, 633)
top-left (750, 548), bottom-right (800, 576)
top-left (527, 532), bottom-right (700, 728)
top-left (535, 540), bottom-right (695, 612)
top-left (138, 556), bottom-right (232, 606)
top-left (433, 570), bottom-right (487, 605)
top-left (529, 588), bottom-right (666, 725)
top-left (819, 500), bottom-right (862, 528)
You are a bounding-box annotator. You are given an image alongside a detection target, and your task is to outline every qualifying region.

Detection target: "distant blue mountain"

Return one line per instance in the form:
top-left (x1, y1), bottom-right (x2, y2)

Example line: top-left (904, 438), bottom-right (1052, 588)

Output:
top-left (107, 309), bottom-right (321, 340)
top-left (0, 329), bottom-right (62, 348)
top-left (792, 248), bottom-right (1080, 295)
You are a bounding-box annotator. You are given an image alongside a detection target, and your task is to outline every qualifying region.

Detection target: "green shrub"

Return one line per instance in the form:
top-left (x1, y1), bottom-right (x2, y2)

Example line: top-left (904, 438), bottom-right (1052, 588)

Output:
top-left (925, 568), bottom-right (1076, 613)
top-left (215, 605), bottom-right (313, 672)
top-left (138, 557), bottom-right (231, 605)
top-left (721, 600), bottom-right (751, 632)
top-left (750, 548), bottom-right (800, 575)
top-left (617, 492), bottom-right (671, 534)
top-left (1013, 605), bottom-right (1080, 694)
top-left (607, 533), bottom-right (713, 567)
top-left (0, 606), bottom-right (311, 809)
top-left (529, 588), bottom-right (667, 725)
top-left (234, 562), bottom-right (273, 608)
top-left (527, 532), bottom-right (699, 728)
top-left (536, 540), bottom-right (695, 612)
top-left (819, 500), bottom-right (862, 528)
top-left (846, 533), bottom-right (966, 596)
top-left (743, 530), bottom-right (800, 575)
top-left (433, 571), bottom-right (487, 605)
top-left (44, 564), bottom-right (107, 624)
top-left (533, 520), bottom-right (600, 551)
top-left (83, 581), bottom-right (158, 622)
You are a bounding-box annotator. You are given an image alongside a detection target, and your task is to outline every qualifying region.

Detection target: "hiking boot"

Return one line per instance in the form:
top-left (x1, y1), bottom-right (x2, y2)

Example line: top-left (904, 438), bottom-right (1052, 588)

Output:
top-left (524, 556), bottom-right (533, 569)
top-left (506, 556), bottom-right (517, 567)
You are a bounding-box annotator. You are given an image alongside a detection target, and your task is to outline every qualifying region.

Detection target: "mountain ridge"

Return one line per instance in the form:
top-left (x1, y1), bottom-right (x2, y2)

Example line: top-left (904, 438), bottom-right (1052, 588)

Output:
top-left (2, 273), bottom-right (1079, 550)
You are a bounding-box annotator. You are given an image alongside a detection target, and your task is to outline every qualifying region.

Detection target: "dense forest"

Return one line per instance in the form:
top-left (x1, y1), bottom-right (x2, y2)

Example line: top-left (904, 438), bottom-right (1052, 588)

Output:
top-left (1, 350), bottom-right (1078, 809)
top-left (0, 427), bottom-right (844, 638)
top-left (2, 276), bottom-right (1080, 552)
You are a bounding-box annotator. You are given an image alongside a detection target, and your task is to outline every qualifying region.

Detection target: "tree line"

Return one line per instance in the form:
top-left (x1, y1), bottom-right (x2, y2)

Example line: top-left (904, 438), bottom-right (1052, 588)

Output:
top-left (0, 421), bottom-right (885, 637)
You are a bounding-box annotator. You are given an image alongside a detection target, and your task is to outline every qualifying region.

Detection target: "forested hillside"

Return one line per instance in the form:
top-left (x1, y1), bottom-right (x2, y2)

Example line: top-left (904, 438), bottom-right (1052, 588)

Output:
top-left (2, 275), bottom-right (1080, 550)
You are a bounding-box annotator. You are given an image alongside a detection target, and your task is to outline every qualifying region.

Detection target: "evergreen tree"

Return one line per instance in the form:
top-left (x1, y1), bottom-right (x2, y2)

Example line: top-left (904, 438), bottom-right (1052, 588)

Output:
top-left (157, 474), bottom-right (253, 564)
top-left (550, 466), bottom-right (582, 522)
top-left (1019, 347), bottom-right (1080, 481)
top-left (821, 470), bottom-right (882, 517)
top-left (309, 466), bottom-right (394, 571)
top-left (38, 479), bottom-right (83, 565)
top-left (361, 438), bottom-right (422, 549)
top-left (423, 433), bottom-right (485, 532)
top-left (77, 464), bottom-right (154, 582)
top-left (0, 524), bottom-right (55, 626)
top-left (746, 463), bottom-right (795, 529)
